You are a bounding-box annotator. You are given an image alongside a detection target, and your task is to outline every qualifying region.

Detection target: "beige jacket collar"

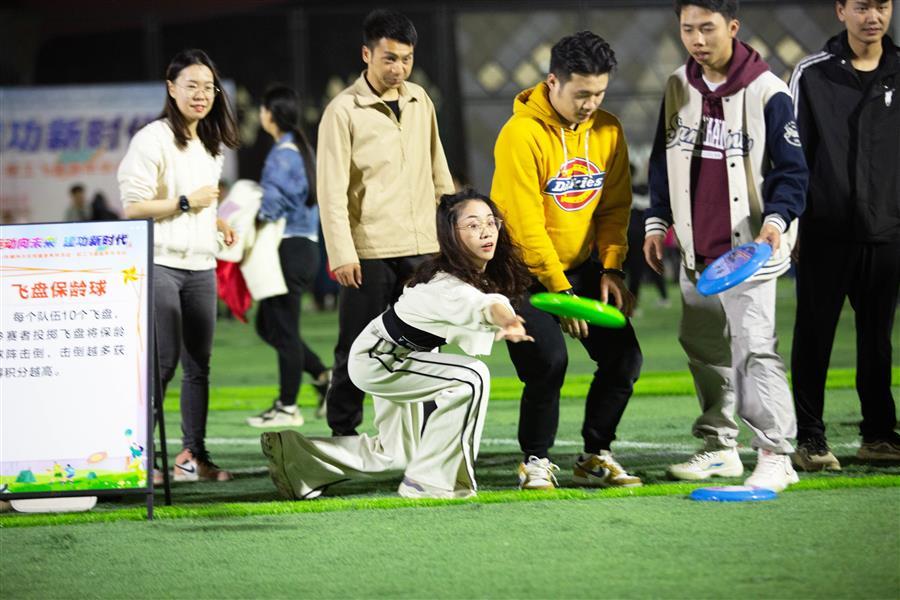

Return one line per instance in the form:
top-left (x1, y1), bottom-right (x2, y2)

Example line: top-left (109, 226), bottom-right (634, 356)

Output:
top-left (351, 72), bottom-right (422, 109)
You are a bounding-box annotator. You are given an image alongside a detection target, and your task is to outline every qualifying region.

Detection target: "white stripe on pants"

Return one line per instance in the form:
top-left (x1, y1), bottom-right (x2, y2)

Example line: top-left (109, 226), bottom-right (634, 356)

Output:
top-left (679, 266), bottom-right (796, 453)
top-left (272, 319), bottom-right (490, 497)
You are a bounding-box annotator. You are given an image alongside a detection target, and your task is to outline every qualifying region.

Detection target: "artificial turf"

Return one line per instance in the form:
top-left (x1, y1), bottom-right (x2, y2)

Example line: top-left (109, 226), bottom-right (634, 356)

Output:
top-left (2, 487), bottom-right (898, 598)
top-left (2, 281), bottom-right (897, 598)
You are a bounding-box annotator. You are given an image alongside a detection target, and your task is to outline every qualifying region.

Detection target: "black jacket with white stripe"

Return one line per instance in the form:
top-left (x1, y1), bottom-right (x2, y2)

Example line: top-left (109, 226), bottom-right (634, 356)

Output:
top-left (789, 32), bottom-right (900, 242)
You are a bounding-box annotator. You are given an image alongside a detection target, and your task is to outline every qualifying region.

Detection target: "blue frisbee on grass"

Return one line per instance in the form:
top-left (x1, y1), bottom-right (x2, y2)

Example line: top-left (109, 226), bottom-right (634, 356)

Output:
top-left (696, 242), bottom-right (772, 296)
top-left (689, 485), bottom-right (777, 502)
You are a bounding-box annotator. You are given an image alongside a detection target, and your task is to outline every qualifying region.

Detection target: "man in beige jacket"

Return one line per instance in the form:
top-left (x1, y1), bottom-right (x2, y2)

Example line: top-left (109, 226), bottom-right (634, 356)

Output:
top-left (317, 8), bottom-right (454, 436)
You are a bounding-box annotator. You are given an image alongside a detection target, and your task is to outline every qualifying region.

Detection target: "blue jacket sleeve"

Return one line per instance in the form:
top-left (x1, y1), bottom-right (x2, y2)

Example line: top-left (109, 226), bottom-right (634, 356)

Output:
top-left (645, 99), bottom-right (673, 236)
top-left (761, 91), bottom-right (808, 226)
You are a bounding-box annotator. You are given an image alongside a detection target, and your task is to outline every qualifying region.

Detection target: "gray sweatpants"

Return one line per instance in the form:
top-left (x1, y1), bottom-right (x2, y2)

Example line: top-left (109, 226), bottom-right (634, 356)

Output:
top-left (268, 317), bottom-right (490, 498)
top-left (679, 266), bottom-right (796, 453)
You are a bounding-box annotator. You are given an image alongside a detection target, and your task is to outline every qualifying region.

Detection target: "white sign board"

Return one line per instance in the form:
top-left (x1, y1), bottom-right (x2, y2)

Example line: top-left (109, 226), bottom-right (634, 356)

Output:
top-left (0, 220), bottom-right (151, 495)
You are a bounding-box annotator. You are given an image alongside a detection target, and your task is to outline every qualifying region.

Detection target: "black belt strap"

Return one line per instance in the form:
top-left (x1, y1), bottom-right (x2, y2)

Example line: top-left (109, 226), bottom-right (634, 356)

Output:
top-left (381, 307), bottom-right (445, 352)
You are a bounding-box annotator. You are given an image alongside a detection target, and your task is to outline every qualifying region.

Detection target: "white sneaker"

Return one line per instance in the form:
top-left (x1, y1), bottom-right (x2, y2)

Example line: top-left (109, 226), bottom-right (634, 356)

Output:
top-left (246, 400), bottom-right (304, 428)
top-left (518, 456), bottom-right (559, 490)
top-left (397, 477), bottom-right (473, 499)
top-left (744, 449), bottom-right (799, 492)
top-left (667, 448), bottom-right (743, 480)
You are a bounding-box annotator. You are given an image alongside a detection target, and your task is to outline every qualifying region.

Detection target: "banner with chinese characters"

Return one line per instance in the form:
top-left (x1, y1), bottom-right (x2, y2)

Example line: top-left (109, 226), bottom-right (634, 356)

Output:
top-left (0, 82), bottom-right (237, 225)
top-left (0, 220), bottom-right (152, 496)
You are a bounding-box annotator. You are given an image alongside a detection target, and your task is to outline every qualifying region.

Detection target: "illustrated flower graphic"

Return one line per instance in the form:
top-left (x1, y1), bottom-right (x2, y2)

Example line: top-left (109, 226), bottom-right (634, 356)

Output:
top-left (122, 266), bottom-right (138, 284)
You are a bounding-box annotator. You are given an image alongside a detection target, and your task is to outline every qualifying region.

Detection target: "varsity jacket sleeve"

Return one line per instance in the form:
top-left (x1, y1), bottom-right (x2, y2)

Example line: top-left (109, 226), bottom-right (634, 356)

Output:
top-left (491, 123), bottom-right (571, 292)
top-left (427, 96), bottom-right (456, 199)
top-left (592, 124), bottom-right (632, 270)
top-left (258, 148), bottom-right (306, 222)
top-left (761, 92), bottom-right (808, 231)
top-left (316, 102), bottom-right (358, 269)
top-left (645, 99), bottom-right (673, 237)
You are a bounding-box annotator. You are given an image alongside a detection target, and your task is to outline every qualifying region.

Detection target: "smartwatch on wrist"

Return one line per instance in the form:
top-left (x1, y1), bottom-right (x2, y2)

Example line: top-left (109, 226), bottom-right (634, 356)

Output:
top-left (178, 195), bottom-right (190, 212)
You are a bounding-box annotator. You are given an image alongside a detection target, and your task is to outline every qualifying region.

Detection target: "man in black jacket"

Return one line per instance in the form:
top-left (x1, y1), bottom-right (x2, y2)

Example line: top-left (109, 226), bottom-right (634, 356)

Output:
top-left (789, 0), bottom-right (899, 470)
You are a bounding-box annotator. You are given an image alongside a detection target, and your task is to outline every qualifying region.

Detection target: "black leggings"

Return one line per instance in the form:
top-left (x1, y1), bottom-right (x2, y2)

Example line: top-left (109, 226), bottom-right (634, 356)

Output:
top-left (256, 237), bottom-right (327, 406)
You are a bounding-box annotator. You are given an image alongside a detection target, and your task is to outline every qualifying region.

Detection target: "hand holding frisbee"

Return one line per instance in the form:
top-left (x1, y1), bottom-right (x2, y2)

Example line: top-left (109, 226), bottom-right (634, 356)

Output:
top-left (696, 242), bottom-right (772, 296)
top-left (529, 292), bottom-right (626, 329)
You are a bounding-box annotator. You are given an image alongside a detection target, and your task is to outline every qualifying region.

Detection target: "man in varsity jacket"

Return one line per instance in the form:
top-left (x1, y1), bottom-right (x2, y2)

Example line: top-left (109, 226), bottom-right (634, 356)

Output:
top-left (789, 0), bottom-right (899, 470)
top-left (643, 0), bottom-right (808, 491)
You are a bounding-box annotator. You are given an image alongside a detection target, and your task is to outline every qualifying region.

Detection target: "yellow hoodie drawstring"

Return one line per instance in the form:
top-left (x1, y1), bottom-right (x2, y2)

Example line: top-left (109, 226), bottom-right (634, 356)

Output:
top-left (558, 127), bottom-right (591, 173)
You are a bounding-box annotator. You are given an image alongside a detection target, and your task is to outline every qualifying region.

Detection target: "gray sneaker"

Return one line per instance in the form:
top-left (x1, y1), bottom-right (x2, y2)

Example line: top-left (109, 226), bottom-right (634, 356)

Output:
top-left (793, 438), bottom-right (841, 471)
top-left (857, 436), bottom-right (900, 461)
top-left (247, 400), bottom-right (304, 428)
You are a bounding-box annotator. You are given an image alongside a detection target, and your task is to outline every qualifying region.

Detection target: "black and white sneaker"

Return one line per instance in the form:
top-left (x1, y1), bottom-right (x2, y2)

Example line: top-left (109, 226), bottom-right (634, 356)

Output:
top-left (247, 400), bottom-right (304, 428)
top-left (313, 369), bottom-right (332, 419)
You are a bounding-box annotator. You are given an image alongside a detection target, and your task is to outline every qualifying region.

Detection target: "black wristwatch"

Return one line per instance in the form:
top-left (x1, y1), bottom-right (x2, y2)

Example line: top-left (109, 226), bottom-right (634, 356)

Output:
top-left (599, 268), bottom-right (627, 280)
top-left (178, 195), bottom-right (190, 212)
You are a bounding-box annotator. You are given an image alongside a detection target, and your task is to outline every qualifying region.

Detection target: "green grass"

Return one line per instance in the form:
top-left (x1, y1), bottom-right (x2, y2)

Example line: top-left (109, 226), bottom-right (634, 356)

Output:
top-left (2, 488), bottom-right (898, 598)
top-left (2, 280), bottom-right (898, 598)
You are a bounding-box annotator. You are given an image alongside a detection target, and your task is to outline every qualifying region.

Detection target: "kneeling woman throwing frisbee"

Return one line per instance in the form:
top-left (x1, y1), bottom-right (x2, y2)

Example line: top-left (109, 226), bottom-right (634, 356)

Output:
top-left (262, 189), bottom-right (533, 499)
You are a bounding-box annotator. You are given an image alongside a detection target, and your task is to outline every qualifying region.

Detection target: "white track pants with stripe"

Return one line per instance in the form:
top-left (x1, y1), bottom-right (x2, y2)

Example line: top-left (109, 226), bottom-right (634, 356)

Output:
top-left (271, 320), bottom-right (490, 497)
top-left (679, 266), bottom-right (796, 453)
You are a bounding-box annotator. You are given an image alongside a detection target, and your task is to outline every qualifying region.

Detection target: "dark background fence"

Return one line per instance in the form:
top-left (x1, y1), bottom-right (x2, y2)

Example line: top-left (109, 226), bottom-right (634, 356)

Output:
top-left (3, 0), bottom-right (890, 193)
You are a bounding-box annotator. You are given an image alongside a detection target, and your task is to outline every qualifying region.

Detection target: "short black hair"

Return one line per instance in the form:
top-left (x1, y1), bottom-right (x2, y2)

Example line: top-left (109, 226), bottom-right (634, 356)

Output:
top-left (363, 9), bottom-right (418, 49)
top-left (674, 0), bottom-right (740, 19)
top-left (69, 184), bottom-right (85, 195)
top-left (549, 31), bottom-right (617, 83)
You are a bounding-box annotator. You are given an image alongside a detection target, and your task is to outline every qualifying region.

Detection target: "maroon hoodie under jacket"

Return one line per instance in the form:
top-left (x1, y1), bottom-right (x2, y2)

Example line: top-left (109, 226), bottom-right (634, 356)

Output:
top-left (686, 40), bottom-right (769, 261)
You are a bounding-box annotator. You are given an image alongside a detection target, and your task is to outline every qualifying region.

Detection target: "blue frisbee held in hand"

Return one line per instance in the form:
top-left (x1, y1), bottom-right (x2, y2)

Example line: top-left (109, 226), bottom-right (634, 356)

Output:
top-left (696, 242), bottom-right (772, 296)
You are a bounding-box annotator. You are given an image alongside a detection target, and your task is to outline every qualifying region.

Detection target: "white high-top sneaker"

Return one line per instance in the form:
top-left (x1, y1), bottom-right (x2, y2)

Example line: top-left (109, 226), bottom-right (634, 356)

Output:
top-left (744, 449), bottom-right (799, 492)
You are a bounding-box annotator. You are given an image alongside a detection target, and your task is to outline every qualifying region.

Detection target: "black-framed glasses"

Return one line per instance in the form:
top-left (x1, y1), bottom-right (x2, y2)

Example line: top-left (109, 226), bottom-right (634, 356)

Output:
top-left (457, 217), bottom-right (503, 234)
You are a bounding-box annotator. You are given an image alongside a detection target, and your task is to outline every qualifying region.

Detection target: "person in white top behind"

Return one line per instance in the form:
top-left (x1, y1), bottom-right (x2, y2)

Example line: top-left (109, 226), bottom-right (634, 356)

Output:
top-left (261, 189), bottom-right (534, 500)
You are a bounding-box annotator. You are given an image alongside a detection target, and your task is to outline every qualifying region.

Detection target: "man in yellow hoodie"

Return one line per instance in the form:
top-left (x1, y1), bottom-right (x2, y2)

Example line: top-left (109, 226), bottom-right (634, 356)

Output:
top-left (492, 31), bottom-right (643, 490)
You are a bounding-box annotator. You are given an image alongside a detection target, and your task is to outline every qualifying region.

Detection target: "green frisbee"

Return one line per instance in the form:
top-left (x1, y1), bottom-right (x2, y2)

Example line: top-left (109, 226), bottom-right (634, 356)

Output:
top-left (529, 292), bottom-right (626, 328)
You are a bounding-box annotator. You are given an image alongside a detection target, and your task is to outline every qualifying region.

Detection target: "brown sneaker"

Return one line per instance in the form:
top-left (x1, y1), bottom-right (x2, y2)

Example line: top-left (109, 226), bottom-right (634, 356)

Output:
top-left (572, 450), bottom-right (642, 487)
top-left (173, 448), bottom-right (232, 482)
top-left (857, 437), bottom-right (900, 461)
top-left (793, 439), bottom-right (841, 472)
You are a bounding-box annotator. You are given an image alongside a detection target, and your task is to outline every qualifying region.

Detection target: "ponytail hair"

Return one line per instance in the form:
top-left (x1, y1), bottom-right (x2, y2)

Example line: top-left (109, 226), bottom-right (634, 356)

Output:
top-left (262, 85), bottom-right (317, 207)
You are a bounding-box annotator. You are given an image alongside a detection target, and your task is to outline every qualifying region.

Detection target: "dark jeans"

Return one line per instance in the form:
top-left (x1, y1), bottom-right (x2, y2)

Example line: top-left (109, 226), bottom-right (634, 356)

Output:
top-left (256, 237), bottom-right (327, 406)
top-left (327, 255), bottom-right (429, 435)
top-left (508, 259), bottom-right (643, 459)
top-left (154, 265), bottom-right (217, 454)
top-left (791, 233), bottom-right (900, 442)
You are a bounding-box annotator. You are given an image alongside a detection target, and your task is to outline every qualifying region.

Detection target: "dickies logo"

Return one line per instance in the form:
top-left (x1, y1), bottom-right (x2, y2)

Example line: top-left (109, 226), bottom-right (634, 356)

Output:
top-left (543, 157), bottom-right (606, 211)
